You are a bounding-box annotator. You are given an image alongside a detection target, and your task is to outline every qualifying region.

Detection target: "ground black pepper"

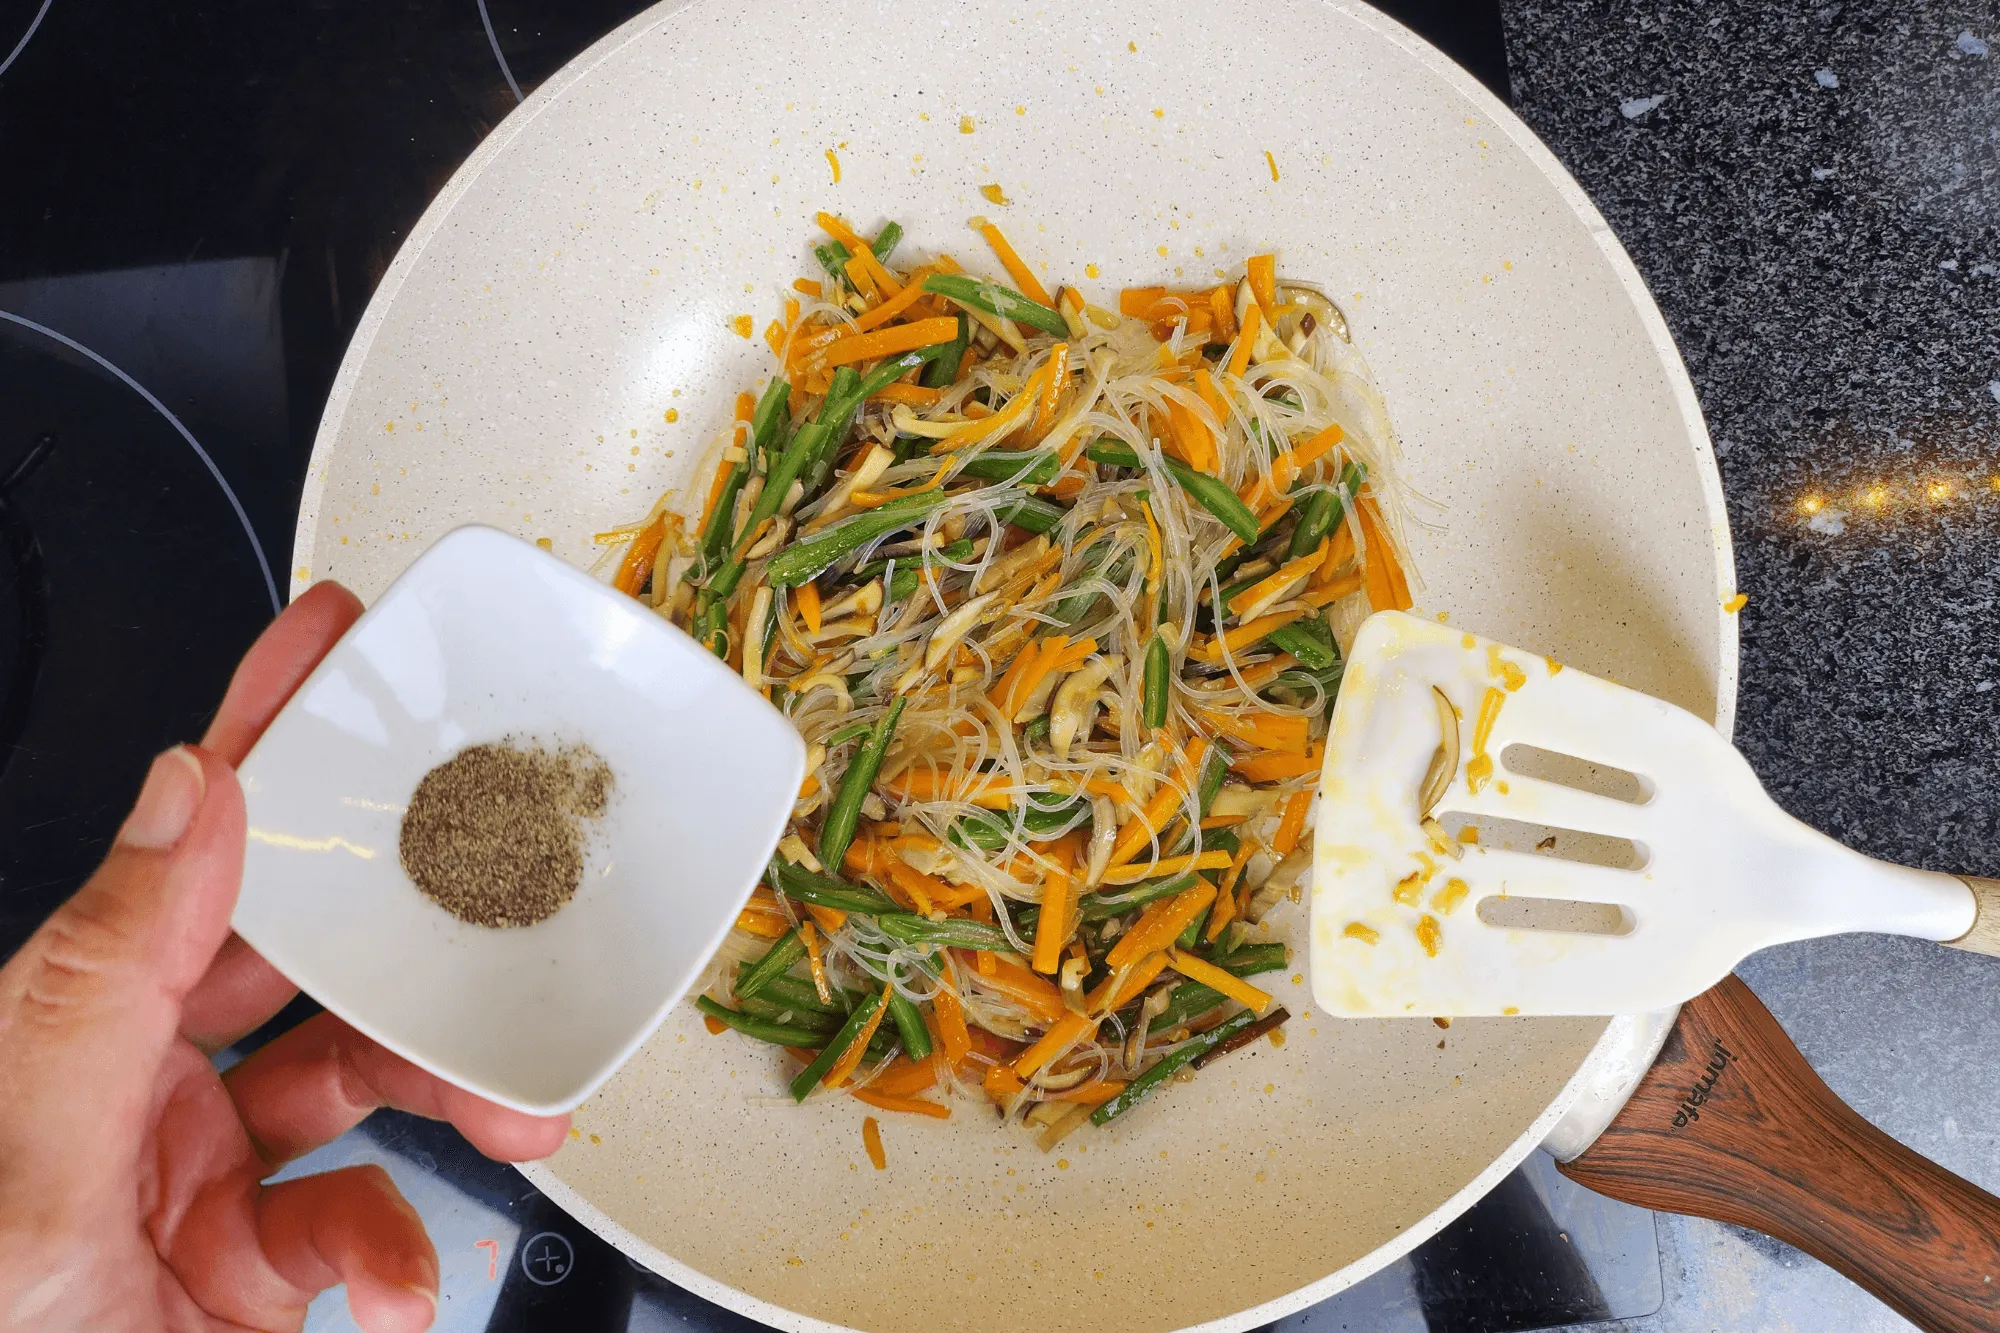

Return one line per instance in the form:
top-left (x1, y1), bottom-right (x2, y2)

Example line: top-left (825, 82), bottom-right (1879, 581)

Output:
top-left (399, 741), bottom-right (614, 928)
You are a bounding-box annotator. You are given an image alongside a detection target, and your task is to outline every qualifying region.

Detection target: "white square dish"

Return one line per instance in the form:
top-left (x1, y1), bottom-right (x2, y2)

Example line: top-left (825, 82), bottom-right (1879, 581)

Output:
top-left (232, 524), bottom-right (804, 1114)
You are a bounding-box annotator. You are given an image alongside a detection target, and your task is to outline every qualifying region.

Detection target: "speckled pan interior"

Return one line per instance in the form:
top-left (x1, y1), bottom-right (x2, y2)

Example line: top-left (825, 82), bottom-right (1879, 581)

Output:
top-left (295, 1), bottom-right (1736, 1329)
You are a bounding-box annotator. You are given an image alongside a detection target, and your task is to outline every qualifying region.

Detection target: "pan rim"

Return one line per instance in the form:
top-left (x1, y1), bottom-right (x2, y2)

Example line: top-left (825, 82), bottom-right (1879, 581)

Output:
top-left (296, 0), bottom-right (1739, 1323)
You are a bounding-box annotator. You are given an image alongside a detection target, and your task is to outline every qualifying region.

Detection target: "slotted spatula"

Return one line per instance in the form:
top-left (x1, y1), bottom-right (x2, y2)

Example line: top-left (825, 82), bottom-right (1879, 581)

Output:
top-left (1309, 611), bottom-right (2000, 1017)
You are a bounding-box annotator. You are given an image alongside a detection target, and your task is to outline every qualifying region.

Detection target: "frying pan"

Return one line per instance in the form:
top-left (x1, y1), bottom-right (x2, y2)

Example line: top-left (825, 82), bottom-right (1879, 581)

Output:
top-left (291, 1), bottom-right (2000, 1330)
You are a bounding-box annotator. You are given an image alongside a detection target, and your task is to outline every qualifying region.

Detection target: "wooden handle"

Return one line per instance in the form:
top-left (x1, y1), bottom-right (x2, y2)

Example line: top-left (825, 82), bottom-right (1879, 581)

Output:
top-left (1559, 974), bottom-right (2000, 1333)
top-left (1946, 875), bottom-right (2000, 957)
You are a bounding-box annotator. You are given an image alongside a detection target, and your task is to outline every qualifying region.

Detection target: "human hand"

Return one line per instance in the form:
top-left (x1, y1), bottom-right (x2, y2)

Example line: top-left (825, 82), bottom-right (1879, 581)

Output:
top-left (0, 583), bottom-right (570, 1333)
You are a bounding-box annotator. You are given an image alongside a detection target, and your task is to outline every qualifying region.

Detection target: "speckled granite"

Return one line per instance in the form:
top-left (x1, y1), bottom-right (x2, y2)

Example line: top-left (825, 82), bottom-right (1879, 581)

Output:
top-left (1499, 2), bottom-right (2000, 1330)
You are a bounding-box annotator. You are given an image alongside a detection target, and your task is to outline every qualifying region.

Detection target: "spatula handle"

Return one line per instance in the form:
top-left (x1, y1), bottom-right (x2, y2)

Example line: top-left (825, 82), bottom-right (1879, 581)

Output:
top-left (1558, 974), bottom-right (2000, 1333)
top-left (1944, 876), bottom-right (2000, 957)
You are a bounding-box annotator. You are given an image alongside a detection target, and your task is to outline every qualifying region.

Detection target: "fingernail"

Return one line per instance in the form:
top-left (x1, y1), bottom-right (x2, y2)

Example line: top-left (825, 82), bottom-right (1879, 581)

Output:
top-left (118, 747), bottom-right (207, 850)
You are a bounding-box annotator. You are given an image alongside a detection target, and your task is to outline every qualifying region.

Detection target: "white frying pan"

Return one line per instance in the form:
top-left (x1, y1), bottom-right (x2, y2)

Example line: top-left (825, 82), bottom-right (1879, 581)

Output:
top-left (298, 0), bottom-right (1748, 1327)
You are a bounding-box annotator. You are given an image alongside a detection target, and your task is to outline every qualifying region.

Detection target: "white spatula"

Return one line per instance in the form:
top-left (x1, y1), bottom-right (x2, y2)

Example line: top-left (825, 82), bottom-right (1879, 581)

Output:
top-left (1309, 611), bottom-right (1999, 1017)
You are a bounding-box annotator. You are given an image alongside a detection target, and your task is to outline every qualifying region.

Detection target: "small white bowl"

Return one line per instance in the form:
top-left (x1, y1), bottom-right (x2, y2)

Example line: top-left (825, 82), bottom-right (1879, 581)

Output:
top-left (232, 525), bottom-right (804, 1114)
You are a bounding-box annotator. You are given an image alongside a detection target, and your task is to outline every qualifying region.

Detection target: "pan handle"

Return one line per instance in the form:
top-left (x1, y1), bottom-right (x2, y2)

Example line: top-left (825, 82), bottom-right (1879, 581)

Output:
top-left (1557, 973), bottom-right (2000, 1333)
top-left (1944, 875), bottom-right (2000, 957)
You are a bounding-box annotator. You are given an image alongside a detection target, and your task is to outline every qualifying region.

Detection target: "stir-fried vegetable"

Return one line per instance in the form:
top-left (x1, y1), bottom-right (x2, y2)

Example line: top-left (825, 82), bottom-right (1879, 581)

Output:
top-left (606, 216), bottom-right (1413, 1142)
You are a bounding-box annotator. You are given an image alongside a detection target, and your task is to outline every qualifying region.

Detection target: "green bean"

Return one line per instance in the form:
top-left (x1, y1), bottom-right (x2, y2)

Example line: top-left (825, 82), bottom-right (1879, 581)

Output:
top-left (1050, 544), bottom-right (1131, 626)
top-left (1143, 632), bottom-right (1171, 729)
top-left (886, 991), bottom-right (933, 1060)
top-left (767, 858), bottom-right (900, 915)
top-left (1090, 1010), bottom-right (1257, 1125)
top-left (1168, 466), bottom-right (1260, 544)
top-left (921, 312), bottom-right (971, 388)
top-left (821, 719), bottom-right (876, 747)
top-left (855, 538), bottom-right (975, 581)
top-left (737, 995), bottom-right (843, 1034)
top-left (692, 598), bottom-right (729, 658)
top-left (1075, 872), bottom-right (1199, 923)
top-left (1266, 615), bottom-right (1339, 671)
top-left (790, 991), bottom-right (887, 1101)
top-left (1084, 441), bottom-right (1260, 543)
top-left (758, 973), bottom-right (854, 1017)
top-left (948, 798), bottom-right (1091, 851)
top-left (922, 274), bottom-right (1069, 337)
top-left (751, 376), bottom-right (792, 468)
top-left (799, 366), bottom-right (864, 498)
top-left (812, 225), bottom-right (905, 288)
top-left (696, 997), bottom-right (830, 1049)
top-left (735, 929), bottom-right (808, 1001)
top-left (876, 914), bottom-right (1011, 951)
top-left (955, 450), bottom-right (1060, 486)
top-left (1287, 461), bottom-right (1367, 557)
top-left (991, 494), bottom-right (1065, 535)
top-left (816, 696), bottom-right (906, 873)
top-left (1288, 489), bottom-right (1338, 560)
top-left (1212, 941), bottom-right (1289, 975)
top-left (767, 492), bottom-right (953, 587)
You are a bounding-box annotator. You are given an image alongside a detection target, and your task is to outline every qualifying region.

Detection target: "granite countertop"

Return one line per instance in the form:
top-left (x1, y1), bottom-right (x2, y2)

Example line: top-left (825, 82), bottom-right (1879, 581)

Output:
top-left (1501, 2), bottom-right (2000, 1329)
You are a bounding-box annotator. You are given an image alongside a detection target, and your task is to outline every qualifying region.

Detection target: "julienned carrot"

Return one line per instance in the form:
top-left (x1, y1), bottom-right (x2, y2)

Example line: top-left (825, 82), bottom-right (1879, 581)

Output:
top-left (883, 768), bottom-right (1014, 808)
top-left (1208, 286), bottom-right (1236, 340)
top-left (871, 382), bottom-right (942, 407)
top-left (1167, 946), bottom-right (1273, 1015)
top-left (861, 1117), bottom-right (888, 1168)
top-left (1274, 789), bottom-right (1311, 856)
top-left (796, 581), bottom-right (823, 634)
top-left (973, 956), bottom-right (1066, 1024)
top-left (977, 222), bottom-right (1054, 308)
top-left (800, 921), bottom-right (834, 1003)
top-left (1204, 843), bottom-right (1251, 941)
top-left (613, 516), bottom-right (666, 595)
top-left (1301, 570), bottom-right (1364, 607)
top-left (1358, 496), bottom-right (1413, 611)
top-left (853, 1089), bottom-right (951, 1119)
top-left (1189, 609), bottom-right (1308, 665)
top-left (929, 363), bottom-right (1049, 452)
top-left (1166, 397), bottom-right (1217, 474)
top-left (1013, 1011), bottom-right (1097, 1077)
top-left (734, 904), bottom-right (789, 938)
top-left (881, 860), bottom-right (940, 915)
top-left (1225, 302), bottom-right (1262, 380)
top-left (1033, 342), bottom-right (1069, 436)
top-left (1245, 253), bottom-right (1278, 320)
top-left (825, 983), bottom-right (895, 1087)
top-left (1239, 421), bottom-right (1346, 510)
top-left (1106, 737), bottom-right (1209, 867)
top-left (1031, 836), bottom-right (1076, 975)
top-left (1097, 849), bottom-right (1234, 886)
top-left (816, 317), bottom-right (961, 368)
top-left (1049, 1080), bottom-right (1127, 1106)
top-left (932, 981), bottom-right (973, 1067)
top-left (1119, 286), bottom-right (1167, 318)
top-left (1002, 636), bottom-right (1096, 721)
top-left (868, 1054), bottom-right (941, 1097)
top-left (851, 268), bottom-right (937, 332)
top-left (816, 212), bottom-right (901, 296)
top-left (1086, 945), bottom-right (1172, 1012)
top-left (1199, 708), bottom-right (1310, 756)
top-left (984, 1063), bottom-right (1026, 1103)
top-left (1104, 879), bottom-right (1217, 970)
top-left (1231, 743), bottom-right (1324, 783)
top-left (1316, 520), bottom-right (1357, 584)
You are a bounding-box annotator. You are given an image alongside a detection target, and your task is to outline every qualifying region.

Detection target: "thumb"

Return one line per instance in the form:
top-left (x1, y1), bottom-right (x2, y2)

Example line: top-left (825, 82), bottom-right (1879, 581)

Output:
top-left (0, 746), bottom-right (246, 1156)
